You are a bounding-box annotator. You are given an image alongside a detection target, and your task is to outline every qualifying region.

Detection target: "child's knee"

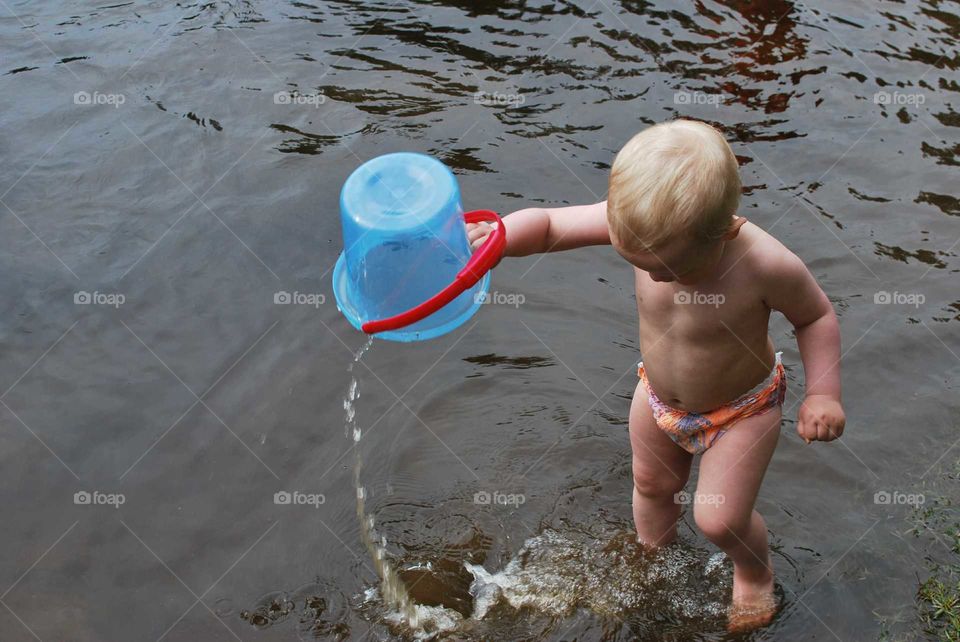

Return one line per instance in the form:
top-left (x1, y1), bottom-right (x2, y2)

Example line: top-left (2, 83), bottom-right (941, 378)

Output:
top-left (693, 504), bottom-right (749, 547)
top-left (632, 460), bottom-right (685, 501)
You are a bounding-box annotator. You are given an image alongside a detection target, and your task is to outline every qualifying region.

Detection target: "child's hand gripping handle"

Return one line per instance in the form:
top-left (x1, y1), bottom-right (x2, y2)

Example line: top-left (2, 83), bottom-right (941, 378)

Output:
top-left (360, 210), bottom-right (506, 335)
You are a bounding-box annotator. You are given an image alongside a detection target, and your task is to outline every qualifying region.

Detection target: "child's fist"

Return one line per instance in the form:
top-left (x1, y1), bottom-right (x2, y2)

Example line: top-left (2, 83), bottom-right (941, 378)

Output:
top-left (797, 395), bottom-right (845, 443)
top-left (466, 221), bottom-right (497, 252)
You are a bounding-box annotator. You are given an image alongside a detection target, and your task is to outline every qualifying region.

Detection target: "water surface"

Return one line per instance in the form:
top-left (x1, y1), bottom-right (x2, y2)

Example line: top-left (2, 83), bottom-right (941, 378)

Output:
top-left (0, 1), bottom-right (958, 640)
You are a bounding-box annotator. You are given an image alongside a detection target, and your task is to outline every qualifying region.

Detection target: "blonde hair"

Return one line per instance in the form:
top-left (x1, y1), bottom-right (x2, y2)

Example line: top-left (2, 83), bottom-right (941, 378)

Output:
top-left (607, 119), bottom-right (741, 252)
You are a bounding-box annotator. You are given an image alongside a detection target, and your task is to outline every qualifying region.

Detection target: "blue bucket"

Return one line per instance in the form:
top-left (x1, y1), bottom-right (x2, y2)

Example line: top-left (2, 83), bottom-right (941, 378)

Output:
top-left (332, 153), bottom-right (497, 342)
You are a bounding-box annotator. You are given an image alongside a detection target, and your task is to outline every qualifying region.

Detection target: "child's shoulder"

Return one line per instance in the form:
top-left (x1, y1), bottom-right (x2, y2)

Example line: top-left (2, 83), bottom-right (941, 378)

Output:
top-left (733, 219), bottom-right (807, 281)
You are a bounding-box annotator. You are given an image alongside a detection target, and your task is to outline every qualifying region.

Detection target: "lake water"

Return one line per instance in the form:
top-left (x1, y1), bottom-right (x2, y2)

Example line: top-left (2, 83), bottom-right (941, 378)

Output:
top-left (0, 1), bottom-right (958, 641)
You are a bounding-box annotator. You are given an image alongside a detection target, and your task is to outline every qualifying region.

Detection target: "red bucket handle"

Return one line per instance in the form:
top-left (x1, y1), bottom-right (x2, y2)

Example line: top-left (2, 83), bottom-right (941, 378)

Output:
top-left (361, 210), bottom-right (506, 335)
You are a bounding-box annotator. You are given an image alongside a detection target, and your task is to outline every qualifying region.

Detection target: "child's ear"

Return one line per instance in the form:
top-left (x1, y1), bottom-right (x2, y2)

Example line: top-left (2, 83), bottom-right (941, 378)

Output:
top-left (722, 215), bottom-right (746, 240)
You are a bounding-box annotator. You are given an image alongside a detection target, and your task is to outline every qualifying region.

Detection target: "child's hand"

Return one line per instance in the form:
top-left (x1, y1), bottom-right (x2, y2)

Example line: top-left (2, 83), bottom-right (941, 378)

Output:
top-left (466, 221), bottom-right (497, 252)
top-left (797, 394), bottom-right (845, 443)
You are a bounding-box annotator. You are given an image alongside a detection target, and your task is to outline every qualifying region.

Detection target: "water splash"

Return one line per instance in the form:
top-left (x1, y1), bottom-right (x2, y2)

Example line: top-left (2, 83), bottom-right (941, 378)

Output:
top-left (465, 529), bottom-right (732, 622)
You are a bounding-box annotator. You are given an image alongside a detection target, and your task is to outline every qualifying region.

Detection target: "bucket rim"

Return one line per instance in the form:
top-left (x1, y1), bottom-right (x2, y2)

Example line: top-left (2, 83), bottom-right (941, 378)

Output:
top-left (331, 251), bottom-right (490, 342)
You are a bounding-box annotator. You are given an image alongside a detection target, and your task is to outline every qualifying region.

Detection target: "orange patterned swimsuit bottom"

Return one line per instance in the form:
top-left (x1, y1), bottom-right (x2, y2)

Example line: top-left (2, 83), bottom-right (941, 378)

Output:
top-left (637, 352), bottom-right (787, 455)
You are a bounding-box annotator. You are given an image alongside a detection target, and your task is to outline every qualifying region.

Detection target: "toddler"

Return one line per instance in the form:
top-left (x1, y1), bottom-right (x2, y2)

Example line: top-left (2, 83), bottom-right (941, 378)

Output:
top-left (467, 119), bottom-right (846, 630)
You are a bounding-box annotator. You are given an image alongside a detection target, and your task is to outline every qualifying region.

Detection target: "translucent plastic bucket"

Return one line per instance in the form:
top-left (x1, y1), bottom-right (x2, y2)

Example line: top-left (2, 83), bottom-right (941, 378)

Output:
top-left (332, 153), bottom-right (504, 342)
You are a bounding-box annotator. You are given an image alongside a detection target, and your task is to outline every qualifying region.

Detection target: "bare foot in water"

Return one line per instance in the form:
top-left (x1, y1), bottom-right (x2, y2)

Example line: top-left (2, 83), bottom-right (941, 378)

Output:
top-left (727, 557), bottom-right (777, 632)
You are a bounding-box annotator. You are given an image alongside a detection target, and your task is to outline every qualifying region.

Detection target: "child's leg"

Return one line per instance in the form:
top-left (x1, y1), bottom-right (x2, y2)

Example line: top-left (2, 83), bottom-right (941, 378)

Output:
top-left (629, 379), bottom-right (693, 546)
top-left (694, 408), bottom-right (781, 628)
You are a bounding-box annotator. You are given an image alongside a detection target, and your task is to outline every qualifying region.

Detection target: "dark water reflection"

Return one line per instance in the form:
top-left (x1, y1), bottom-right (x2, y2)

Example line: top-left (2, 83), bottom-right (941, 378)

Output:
top-left (0, 1), bottom-right (958, 640)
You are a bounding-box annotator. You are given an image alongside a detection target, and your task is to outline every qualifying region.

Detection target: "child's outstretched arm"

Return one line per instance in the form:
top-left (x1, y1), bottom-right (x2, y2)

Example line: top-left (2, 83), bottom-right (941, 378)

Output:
top-left (467, 201), bottom-right (610, 256)
top-left (763, 250), bottom-right (846, 444)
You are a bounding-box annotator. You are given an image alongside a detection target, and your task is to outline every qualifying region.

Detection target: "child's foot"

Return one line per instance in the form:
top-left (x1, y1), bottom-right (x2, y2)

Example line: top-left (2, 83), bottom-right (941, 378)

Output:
top-left (727, 558), bottom-right (777, 632)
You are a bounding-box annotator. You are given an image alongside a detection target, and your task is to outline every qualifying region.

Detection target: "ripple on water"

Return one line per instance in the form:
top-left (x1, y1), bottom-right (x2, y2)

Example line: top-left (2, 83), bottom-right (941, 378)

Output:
top-left (240, 579), bottom-right (351, 640)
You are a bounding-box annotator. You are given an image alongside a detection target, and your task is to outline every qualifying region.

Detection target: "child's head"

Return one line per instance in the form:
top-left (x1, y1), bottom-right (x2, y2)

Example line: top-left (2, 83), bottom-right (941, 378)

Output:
top-left (607, 119), bottom-right (742, 283)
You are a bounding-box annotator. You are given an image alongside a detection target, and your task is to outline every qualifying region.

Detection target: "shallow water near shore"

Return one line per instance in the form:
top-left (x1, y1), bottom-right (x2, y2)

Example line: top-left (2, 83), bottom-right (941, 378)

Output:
top-left (1, 1), bottom-right (958, 641)
top-left (344, 343), bottom-right (768, 640)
